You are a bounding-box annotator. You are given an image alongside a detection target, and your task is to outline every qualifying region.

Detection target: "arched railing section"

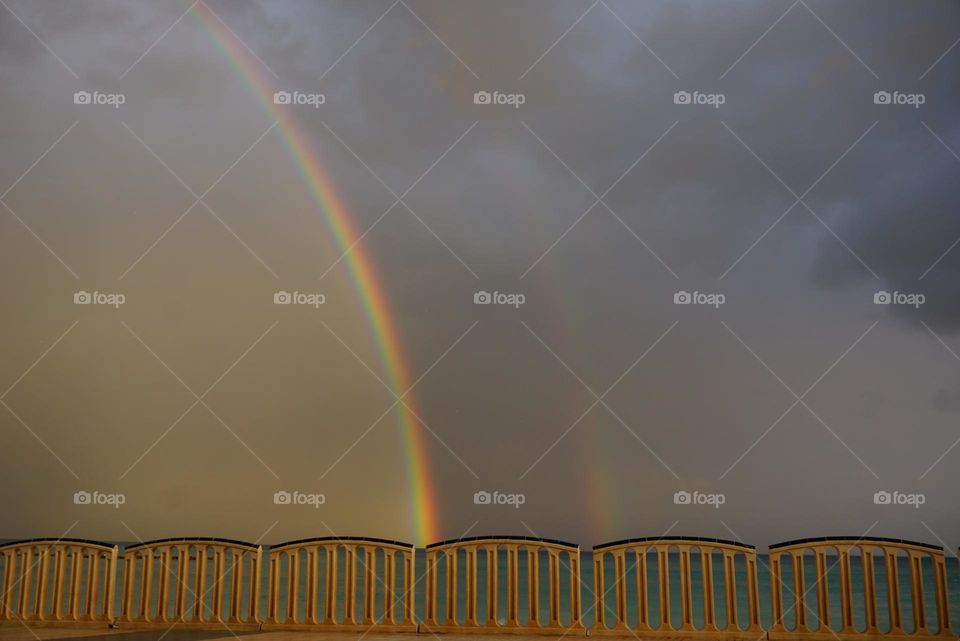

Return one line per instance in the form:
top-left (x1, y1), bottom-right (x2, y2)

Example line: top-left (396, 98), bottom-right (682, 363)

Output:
top-left (119, 537), bottom-right (261, 627)
top-left (768, 537), bottom-right (951, 640)
top-left (262, 537), bottom-right (416, 631)
top-left (0, 539), bottom-right (117, 624)
top-left (592, 537), bottom-right (761, 637)
top-left (422, 536), bottom-right (583, 633)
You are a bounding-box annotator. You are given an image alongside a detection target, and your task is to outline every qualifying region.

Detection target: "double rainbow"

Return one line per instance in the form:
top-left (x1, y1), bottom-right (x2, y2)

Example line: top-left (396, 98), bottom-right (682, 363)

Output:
top-left (191, 2), bottom-right (439, 544)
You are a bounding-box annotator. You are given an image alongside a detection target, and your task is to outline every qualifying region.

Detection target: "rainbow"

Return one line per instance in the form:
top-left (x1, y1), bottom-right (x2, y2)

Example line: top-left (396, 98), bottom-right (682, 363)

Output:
top-left (189, 2), bottom-right (439, 544)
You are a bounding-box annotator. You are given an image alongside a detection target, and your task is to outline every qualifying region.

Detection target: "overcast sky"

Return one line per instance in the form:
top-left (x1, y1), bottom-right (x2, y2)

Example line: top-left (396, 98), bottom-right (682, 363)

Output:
top-left (1, 0), bottom-right (959, 550)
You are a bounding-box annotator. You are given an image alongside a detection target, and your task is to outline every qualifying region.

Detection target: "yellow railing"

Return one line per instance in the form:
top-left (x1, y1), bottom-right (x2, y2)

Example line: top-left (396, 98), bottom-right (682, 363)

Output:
top-left (768, 537), bottom-right (951, 640)
top-left (262, 537), bottom-right (416, 631)
top-left (0, 539), bottom-right (117, 624)
top-left (592, 537), bottom-right (761, 638)
top-left (422, 536), bottom-right (583, 634)
top-left (1, 533), bottom-right (958, 638)
top-left (119, 537), bottom-right (261, 627)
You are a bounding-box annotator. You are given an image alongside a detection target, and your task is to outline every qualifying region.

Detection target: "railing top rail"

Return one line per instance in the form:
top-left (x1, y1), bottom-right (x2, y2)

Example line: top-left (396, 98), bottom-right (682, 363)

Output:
top-left (123, 536), bottom-right (259, 551)
top-left (0, 537), bottom-right (116, 552)
top-left (270, 536), bottom-right (413, 551)
top-left (426, 535), bottom-right (579, 550)
top-left (769, 536), bottom-right (942, 552)
top-left (594, 536), bottom-right (755, 552)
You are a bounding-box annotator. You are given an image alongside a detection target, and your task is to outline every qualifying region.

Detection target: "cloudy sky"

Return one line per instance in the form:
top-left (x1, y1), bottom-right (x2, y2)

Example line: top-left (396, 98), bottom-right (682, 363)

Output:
top-left (1, 0), bottom-right (958, 550)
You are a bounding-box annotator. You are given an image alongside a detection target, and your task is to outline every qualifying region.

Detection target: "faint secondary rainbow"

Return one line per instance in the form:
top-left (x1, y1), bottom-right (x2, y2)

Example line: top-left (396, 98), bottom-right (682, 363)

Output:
top-left (190, 3), bottom-right (439, 544)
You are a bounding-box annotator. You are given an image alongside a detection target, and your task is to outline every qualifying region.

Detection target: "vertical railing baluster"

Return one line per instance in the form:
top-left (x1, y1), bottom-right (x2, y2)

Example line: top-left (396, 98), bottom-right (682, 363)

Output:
top-left (488, 547), bottom-right (498, 626)
top-left (814, 550), bottom-right (830, 631)
top-left (614, 549), bottom-right (626, 628)
top-left (548, 551), bottom-right (559, 626)
top-left (466, 545), bottom-right (477, 626)
top-left (344, 546), bottom-right (356, 625)
top-left (680, 546), bottom-right (693, 629)
top-left (529, 547), bottom-right (539, 627)
top-left (657, 546), bottom-right (670, 631)
top-left (363, 547), bottom-right (375, 625)
top-left (324, 545), bottom-right (338, 625)
top-left (909, 551), bottom-right (926, 634)
top-left (934, 550), bottom-right (950, 635)
top-left (702, 549), bottom-right (715, 631)
top-left (838, 546), bottom-right (854, 632)
top-left (635, 548), bottom-right (648, 631)
top-left (862, 546), bottom-right (877, 633)
top-left (790, 550), bottom-right (807, 632)
top-left (886, 548), bottom-right (902, 634)
top-left (383, 550), bottom-right (395, 625)
top-left (593, 551), bottom-right (604, 629)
